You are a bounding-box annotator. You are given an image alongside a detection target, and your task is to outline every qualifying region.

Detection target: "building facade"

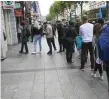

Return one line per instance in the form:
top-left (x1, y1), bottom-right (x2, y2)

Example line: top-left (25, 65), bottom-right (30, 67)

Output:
top-left (89, 1), bottom-right (106, 10)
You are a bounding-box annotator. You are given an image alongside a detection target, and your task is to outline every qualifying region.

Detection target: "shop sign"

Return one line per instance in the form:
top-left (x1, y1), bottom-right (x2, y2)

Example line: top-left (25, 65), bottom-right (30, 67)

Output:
top-left (14, 9), bottom-right (22, 16)
top-left (15, 2), bottom-right (21, 9)
top-left (3, 1), bottom-right (15, 9)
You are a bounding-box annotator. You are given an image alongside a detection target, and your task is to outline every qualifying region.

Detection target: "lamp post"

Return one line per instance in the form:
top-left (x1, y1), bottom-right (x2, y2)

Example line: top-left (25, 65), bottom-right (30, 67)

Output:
top-left (74, 4), bottom-right (77, 22)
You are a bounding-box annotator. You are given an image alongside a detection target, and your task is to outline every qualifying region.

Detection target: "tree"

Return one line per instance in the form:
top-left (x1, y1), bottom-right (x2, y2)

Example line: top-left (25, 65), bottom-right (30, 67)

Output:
top-left (76, 1), bottom-right (88, 20)
top-left (46, 14), bottom-right (53, 21)
top-left (49, 1), bottom-right (75, 21)
top-left (82, 10), bottom-right (87, 15)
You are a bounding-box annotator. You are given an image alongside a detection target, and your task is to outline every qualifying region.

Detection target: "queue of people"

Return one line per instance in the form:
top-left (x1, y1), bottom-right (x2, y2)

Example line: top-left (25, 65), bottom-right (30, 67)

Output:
top-left (18, 17), bottom-right (109, 91)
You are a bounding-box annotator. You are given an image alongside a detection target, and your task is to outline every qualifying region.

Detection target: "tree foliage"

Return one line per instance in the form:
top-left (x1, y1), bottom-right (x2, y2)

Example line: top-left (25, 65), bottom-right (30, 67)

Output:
top-left (47, 1), bottom-right (88, 21)
top-left (48, 1), bottom-right (75, 20)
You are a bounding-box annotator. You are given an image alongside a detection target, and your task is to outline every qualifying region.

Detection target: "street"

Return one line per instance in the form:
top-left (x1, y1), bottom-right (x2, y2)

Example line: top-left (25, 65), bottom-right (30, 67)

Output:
top-left (1, 38), bottom-right (109, 99)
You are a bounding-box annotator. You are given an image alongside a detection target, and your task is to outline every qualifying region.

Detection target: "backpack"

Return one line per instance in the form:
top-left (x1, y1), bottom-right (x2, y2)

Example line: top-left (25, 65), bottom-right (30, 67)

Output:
top-left (98, 25), bottom-right (109, 62)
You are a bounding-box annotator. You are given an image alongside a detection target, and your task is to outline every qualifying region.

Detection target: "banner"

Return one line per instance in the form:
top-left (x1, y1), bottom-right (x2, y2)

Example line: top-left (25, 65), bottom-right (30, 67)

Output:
top-left (3, 1), bottom-right (15, 9)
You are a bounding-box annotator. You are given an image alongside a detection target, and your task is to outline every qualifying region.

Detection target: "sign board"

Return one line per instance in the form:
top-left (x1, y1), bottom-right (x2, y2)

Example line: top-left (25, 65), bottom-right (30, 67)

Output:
top-left (14, 9), bottom-right (22, 16)
top-left (3, 1), bottom-right (15, 9)
top-left (15, 2), bottom-right (21, 9)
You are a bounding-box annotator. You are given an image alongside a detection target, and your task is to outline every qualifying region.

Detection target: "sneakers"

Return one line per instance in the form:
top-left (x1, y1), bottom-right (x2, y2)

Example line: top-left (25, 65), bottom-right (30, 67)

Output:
top-left (79, 68), bottom-right (85, 71)
top-left (91, 73), bottom-right (97, 78)
top-left (67, 61), bottom-right (74, 64)
top-left (99, 76), bottom-right (104, 81)
top-left (91, 73), bottom-right (104, 80)
top-left (47, 52), bottom-right (52, 55)
top-left (32, 52), bottom-right (36, 54)
top-left (91, 69), bottom-right (94, 71)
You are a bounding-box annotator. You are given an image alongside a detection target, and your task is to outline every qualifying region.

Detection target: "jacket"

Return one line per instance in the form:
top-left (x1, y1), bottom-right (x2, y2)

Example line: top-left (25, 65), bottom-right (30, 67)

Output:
top-left (33, 27), bottom-right (42, 36)
top-left (98, 25), bottom-right (109, 61)
top-left (65, 25), bottom-right (77, 42)
top-left (75, 22), bottom-right (81, 34)
top-left (57, 23), bottom-right (65, 38)
top-left (45, 24), bottom-right (53, 38)
top-left (21, 26), bottom-right (30, 43)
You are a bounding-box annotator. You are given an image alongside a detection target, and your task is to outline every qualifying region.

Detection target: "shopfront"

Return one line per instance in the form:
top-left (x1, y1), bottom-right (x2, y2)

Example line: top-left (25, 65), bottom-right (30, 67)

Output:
top-left (2, 1), bottom-right (18, 45)
top-left (1, 1), bottom-right (18, 60)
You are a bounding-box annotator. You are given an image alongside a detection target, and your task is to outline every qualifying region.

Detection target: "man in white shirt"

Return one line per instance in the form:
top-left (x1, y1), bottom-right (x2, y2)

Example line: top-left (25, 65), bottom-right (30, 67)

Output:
top-left (79, 15), bottom-right (94, 71)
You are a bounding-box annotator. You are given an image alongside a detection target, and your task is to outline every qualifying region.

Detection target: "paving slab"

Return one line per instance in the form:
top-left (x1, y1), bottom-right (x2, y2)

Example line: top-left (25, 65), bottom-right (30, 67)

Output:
top-left (1, 38), bottom-right (109, 99)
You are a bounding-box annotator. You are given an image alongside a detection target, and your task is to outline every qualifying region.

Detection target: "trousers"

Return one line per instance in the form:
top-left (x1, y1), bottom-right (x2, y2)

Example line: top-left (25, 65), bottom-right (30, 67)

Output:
top-left (66, 41), bottom-right (74, 62)
top-left (21, 42), bottom-right (28, 52)
top-left (47, 37), bottom-right (53, 53)
top-left (81, 42), bottom-right (94, 69)
top-left (34, 34), bottom-right (42, 51)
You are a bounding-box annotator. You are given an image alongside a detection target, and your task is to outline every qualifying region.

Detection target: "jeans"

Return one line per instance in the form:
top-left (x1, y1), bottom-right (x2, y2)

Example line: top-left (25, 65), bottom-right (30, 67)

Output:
top-left (81, 42), bottom-right (94, 69)
top-left (34, 35), bottom-right (42, 51)
top-left (66, 41), bottom-right (74, 62)
top-left (47, 37), bottom-right (53, 54)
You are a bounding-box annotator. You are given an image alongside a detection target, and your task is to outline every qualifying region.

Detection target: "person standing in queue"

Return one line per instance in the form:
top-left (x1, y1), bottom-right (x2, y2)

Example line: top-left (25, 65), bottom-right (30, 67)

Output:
top-left (32, 20), bottom-right (42, 54)
top-left (91, 18), bottom-right (104, 80)
top-left (45, 22), bottom-right (54, 55)
top-left (57, 20), bottom-right (65, 53)
top-left (51, 23), bottom-right (57, 50)
top-left (19, 20), bottom-right (30, 54)
top-left (79, 15), bottom-right (94, 71)
top-left (65, 21), bottom-right (77, 63)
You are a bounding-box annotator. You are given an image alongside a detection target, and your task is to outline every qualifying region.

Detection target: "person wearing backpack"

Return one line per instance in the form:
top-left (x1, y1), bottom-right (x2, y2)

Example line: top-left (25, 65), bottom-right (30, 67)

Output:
top-left (91, 18), bottom-right (104, 80)
top-left (19, 20), bottom-right (30, 54)
top-left (98, 24), bottom-right (109, 91)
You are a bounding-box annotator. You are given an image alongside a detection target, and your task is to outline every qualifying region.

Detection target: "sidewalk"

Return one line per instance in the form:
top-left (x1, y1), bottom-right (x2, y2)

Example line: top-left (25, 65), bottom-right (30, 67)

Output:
top-left (1, 38), bottom-right (109, 99)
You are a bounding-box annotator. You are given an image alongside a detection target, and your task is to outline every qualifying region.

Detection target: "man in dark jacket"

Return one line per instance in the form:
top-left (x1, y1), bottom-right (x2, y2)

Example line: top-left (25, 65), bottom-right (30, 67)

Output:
top-left (57, 21), bottom-right (65, 52)
top-left (65, 21), bottom-right (77, 63)
top-left (19, 21), bottom-right (30, 54)
top-left (75, 18), bottom-right (81, 34)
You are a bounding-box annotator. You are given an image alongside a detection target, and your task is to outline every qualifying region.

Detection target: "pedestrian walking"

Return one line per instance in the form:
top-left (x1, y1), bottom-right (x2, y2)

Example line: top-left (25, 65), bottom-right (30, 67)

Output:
top-left (98, 24), bottom-right (109, 91)
top-left (91, 18), bottom-right (104, 80)
top-left (19, 21), bottom-right (30, 54)
top-left (32, 20), bottom-right (42, 54)
top-left (79, 15), bottom-right (94, 71)
top-left (57, 21), bottom-right (65, 53)
top-left (17, 24), bottom-right (22, 43)
top-left (44, 22), bottom-right (54, 55)
top-left (65, 21), bottom-right (77, 63)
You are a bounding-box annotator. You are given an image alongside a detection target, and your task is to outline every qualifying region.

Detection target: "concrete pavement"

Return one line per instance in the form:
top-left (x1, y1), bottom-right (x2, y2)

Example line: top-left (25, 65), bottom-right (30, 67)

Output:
top-left (1, 37), bottom-right (109, 99)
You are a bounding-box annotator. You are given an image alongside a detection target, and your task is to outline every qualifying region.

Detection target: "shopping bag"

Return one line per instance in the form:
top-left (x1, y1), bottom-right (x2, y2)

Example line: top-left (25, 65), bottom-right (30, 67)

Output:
top-left (76, 35), bottom-right (82, 49)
